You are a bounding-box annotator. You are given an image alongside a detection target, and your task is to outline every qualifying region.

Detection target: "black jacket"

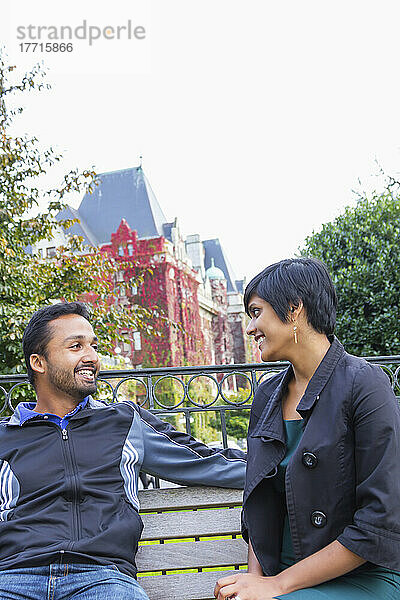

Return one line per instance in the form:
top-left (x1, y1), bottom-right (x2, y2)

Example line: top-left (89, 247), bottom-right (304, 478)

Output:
top-left (242, 338), bottom-right (400, 575)
top-left (0, 399), bottom-right (246, 577)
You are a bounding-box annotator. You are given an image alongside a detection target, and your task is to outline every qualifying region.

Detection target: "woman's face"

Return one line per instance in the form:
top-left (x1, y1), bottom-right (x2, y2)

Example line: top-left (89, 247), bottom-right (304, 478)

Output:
top-left (246, 294), bottom-right (293, 362)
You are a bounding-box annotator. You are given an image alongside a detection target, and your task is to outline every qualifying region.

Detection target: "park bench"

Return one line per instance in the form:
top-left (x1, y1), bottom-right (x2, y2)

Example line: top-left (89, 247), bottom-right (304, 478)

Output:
top-left (136, 486), bottom-right (247, 600)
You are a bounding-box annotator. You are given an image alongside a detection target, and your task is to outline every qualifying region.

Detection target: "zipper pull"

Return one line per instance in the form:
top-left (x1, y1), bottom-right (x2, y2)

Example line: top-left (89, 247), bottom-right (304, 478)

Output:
top-left (62, 429), bottom-right (68, 441)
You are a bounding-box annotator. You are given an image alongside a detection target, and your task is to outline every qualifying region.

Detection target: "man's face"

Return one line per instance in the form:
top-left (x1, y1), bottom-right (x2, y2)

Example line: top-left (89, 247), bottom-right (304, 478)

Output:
top-left (40, 314), bottom-right (100, 401)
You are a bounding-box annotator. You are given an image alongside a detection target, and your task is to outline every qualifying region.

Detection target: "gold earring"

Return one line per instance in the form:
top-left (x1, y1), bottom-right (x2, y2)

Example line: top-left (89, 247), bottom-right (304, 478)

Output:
top-left (293, 325), bottom-right (298, 344)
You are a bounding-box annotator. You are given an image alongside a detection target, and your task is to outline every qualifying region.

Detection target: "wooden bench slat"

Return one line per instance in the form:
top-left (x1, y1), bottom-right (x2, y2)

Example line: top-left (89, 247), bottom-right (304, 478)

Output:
top-left (138, 486), bottom-right (243, 512)
top-left (136, 538), bottom-right (247, 571)
top-left (141, 507), bottom-right (242, 540)
top-left (138, 569), bottom-right (242, 600)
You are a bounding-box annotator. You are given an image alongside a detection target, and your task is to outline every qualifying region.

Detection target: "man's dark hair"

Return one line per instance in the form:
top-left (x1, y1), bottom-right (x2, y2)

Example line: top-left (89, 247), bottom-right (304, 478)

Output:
top-left (244, 257), bottom-right (337, 336)
top-left (22, 302), bottom-right (92, 385)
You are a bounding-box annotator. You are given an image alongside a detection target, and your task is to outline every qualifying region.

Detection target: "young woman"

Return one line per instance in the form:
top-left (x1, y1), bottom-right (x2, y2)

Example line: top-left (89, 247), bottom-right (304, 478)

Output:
top-left (214, 258), bottom-right (400, 600)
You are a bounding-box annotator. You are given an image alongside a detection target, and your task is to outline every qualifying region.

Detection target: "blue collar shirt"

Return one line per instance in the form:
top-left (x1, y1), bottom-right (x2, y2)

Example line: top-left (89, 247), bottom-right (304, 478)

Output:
top-left (18, 397), bottom-right (89, 430)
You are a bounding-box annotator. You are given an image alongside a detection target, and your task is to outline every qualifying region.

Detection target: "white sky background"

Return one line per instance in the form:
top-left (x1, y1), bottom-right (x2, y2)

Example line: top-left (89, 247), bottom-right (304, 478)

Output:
top-left (1, 0), bottom-right (400, 282)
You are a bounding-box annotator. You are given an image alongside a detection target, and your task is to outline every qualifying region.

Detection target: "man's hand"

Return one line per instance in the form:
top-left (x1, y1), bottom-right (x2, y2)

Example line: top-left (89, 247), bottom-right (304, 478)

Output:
top-left (214, 573), bottom-right (283, 600)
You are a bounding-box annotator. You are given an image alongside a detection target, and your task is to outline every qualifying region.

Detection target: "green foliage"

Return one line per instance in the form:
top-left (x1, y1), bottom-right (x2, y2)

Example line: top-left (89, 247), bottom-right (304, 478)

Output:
top-left (225, 409), bottom-right (250, 440)
top-left (0, 51), bottom-right (157, 375)
top-left (208, 389), bottom-right (252, 442)
top-left (189, 410), bottom-right (218, 443)
top-left (301, 185), bottom-right (400, 355)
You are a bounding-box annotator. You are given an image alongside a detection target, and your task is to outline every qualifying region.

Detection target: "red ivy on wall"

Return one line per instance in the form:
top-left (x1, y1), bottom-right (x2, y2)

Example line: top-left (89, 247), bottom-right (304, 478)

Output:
top-left (99, 219), bottom-right (206, 368)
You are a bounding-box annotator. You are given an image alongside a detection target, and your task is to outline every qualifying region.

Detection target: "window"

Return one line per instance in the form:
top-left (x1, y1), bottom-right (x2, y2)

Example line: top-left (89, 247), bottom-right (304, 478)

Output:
top-left (127, 243), bottom-right (134, 256)
top-left (121, 331), bottom-right (131, 353)
top-left (133, 332), bottom-right (141, 351)
top-left (118, 245), bottom-right (124, 257)
top-left (130, 281), bottom-right (138, 295)
top-left (46, 247), bottom-right (56, 258)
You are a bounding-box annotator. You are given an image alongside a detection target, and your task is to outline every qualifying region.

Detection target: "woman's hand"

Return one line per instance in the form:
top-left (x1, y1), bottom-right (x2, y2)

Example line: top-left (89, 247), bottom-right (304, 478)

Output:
top-left (216, 541), bottom-right (366, 600)
top-left (214, 573), bottom-right (283, 600)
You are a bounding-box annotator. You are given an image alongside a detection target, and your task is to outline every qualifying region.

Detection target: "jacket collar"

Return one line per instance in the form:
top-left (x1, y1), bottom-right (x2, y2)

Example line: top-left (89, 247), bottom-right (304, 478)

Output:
top-left (68, 396), bottom-right (108, 420)
top-left (252, 336), bottom-right (345, 438)
top-left (296, 336), bottom-right (344, 417)
top-left (7, 410), bottom-right (21, 426)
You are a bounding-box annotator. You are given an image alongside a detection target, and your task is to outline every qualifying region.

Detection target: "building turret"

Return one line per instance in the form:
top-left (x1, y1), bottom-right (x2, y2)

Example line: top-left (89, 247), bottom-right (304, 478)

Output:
top-left (205, 258), bottom-right (225, 281)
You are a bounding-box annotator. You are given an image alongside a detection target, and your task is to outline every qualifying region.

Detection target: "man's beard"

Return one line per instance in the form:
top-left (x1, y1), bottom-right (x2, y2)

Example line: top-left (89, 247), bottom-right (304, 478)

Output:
top-left (47, 363), bottom-right (97, 401)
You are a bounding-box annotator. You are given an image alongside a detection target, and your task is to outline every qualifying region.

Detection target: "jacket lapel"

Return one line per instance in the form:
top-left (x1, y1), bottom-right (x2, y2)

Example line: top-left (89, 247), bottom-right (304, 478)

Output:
top-left (251, 367), bottom-right (293, 443)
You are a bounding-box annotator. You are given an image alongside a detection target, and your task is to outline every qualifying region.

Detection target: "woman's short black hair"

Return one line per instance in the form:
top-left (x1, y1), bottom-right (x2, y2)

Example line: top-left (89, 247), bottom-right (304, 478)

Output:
top-left (22, 302), bottom-right (92, 386)
top-left (244, 257), bottom-right (337, 336)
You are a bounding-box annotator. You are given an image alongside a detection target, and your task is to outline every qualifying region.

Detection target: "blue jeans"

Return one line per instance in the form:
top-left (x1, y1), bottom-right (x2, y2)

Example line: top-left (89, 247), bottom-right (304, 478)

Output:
top-left (0, 563), bottom-right (150, 599)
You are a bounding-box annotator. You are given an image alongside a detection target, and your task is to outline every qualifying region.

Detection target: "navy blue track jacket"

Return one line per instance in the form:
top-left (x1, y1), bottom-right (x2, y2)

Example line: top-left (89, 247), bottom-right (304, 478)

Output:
top-left (0, 398), bottom-right (246, 577)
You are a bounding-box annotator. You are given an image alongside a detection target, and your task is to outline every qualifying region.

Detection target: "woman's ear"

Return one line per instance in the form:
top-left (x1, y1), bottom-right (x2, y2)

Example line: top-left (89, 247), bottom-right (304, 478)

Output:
top-left (289, 301), bottom-right (303, 321)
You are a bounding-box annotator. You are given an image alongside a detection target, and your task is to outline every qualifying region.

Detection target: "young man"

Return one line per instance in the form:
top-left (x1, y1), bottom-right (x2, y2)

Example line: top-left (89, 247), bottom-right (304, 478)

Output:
top-left (0, 302), bottom-right (246, 599)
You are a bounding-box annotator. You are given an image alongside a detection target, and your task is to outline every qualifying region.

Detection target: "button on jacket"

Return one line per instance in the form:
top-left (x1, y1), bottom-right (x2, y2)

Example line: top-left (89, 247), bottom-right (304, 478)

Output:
top-left (0, 398), bottom-right (246, 578)
top-left (242, 337), bottom-right (400, 575)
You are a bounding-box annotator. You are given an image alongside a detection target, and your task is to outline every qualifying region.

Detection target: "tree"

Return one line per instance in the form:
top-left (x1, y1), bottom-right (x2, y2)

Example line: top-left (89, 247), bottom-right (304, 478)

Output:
top-left (301, 182), bottom-right (400, 356)
top-left (0, 51), bottom-right (157, 376)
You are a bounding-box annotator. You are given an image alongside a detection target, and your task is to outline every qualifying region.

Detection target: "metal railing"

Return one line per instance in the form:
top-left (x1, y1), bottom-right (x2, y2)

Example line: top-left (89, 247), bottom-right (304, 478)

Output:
top-left (1, 356), bottom-right (399, 449)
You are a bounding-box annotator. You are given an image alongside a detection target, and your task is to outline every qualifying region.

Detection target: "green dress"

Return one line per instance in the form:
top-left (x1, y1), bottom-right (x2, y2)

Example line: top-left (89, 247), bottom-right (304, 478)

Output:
top-left (273, 419), bottom-right (400, 599)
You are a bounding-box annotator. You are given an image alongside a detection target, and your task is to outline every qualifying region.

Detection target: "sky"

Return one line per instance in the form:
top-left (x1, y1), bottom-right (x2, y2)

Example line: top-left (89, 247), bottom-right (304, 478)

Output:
top-left (2, 0), bottom-right (400, 283)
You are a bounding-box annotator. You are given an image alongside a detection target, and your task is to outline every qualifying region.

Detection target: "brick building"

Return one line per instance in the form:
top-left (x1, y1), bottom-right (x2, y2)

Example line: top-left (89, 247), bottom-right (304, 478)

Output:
top-left (35, 166), bottom-right (255, 368)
